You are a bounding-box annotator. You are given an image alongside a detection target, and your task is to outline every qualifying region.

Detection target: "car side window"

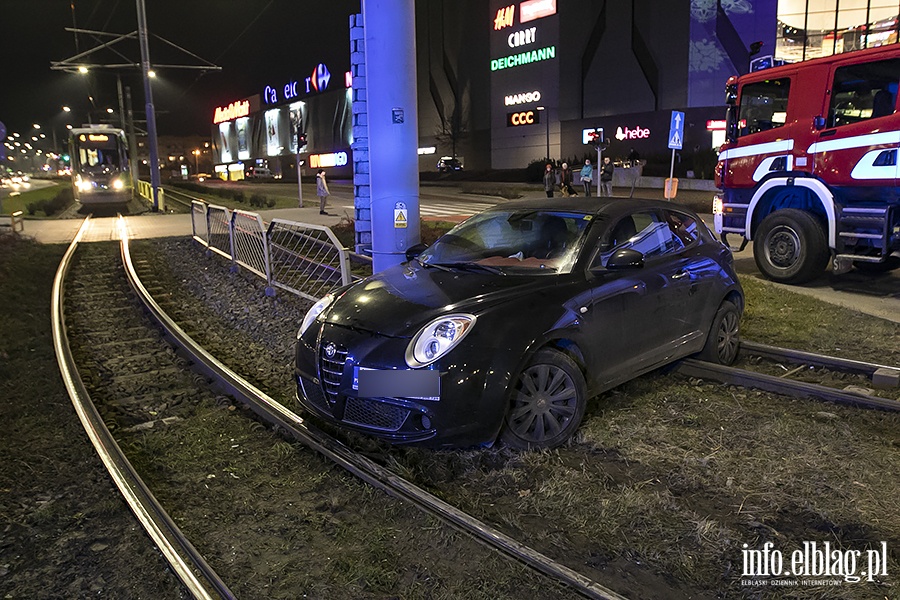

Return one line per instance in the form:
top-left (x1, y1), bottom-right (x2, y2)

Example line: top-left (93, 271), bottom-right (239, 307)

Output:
top-left (663, 210), bottom-right (699, 251)
top-left (595, 211), bottom-right (680, 267)
top-left (828, 59), bottom-right (900, 128)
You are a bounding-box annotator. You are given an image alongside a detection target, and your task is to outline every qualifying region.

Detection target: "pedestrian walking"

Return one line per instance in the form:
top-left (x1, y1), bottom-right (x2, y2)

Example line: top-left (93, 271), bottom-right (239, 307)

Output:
top-left (599, 156), bottom-right (614, 197)
top-left (543, 163), bottom-right (556, 198)
top-left (580, 159), bottom-right (593, 197)
top-left (316, 169), bottom-right (330, 214)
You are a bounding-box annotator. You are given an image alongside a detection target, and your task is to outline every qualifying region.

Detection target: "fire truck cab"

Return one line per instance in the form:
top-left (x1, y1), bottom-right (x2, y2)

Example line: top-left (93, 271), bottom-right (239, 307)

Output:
top-left (714, 44), bottom-right (900, 283)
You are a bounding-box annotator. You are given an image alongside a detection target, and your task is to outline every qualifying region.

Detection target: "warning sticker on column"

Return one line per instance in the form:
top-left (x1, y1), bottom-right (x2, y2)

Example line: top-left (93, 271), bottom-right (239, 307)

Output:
top-left (394, 202), bottom-right (408, 228)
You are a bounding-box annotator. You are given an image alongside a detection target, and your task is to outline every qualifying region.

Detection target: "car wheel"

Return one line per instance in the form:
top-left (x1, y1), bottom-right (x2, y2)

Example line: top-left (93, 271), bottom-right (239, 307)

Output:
top-left (699, 300), bottom-right (740, 365)
top-left (753, 209), bottom-right (829, 284)
top-left (854, 256), bottom-right (900, 273)
top-left (500, 349), bottom-right (587, 450)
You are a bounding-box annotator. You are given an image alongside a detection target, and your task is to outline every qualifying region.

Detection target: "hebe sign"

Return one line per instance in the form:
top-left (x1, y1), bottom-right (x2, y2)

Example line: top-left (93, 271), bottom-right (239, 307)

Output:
top-left (615, 125), bottom-right (651, 141)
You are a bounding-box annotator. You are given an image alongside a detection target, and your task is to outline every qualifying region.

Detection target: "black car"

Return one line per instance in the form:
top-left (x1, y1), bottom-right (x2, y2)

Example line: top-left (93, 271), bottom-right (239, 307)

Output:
top-left (436, 156), bottom-right (463, 172)
top-left (294, 198), bottom-right (743, 449)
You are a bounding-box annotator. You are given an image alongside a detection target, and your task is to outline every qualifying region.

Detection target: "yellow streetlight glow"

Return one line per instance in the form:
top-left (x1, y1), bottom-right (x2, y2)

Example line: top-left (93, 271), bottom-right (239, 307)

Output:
top-left (63, 106), bottom-right (71, 112)
top-left (78, 66), bottom-right (88, 74)
top-left (33, 124), bottom-right (41, 129)
top-left (106, 108), bottom-right (114, 114)
top-left (148, 70), bottom-right (157, 78)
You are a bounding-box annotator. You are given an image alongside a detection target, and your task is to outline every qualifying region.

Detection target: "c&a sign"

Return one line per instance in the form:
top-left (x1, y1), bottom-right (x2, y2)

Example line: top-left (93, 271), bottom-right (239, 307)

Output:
top-left (507, 110), bottom-right (541, 127)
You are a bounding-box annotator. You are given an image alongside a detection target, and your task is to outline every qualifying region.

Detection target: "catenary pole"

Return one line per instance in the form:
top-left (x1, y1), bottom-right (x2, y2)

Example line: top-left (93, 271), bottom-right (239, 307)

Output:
top-left (136, 0), bottom-right (161, 211)
top-left (363, 0), bottom-right (420, 272)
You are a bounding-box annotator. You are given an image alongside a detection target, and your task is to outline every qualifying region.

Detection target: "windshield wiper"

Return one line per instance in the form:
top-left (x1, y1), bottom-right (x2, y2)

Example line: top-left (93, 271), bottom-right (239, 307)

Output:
top-left (431, 262), bottom-right (507, 275)
top-left (416, 258), bottom-right (454, 272)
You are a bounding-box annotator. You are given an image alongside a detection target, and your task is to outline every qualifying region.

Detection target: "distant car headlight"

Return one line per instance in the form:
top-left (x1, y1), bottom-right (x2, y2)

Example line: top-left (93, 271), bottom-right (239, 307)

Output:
top-left (112, 178), bottom-right (124, 190)
top-left (405, 314), bottom-right (476, 368)
top-left (298, 293), bottom-right (335, 339)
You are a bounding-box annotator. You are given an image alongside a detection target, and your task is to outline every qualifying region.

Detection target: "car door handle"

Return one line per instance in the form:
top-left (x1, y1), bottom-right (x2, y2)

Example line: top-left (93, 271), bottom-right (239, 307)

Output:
top-left (671, 270), bottom-right (690, 280)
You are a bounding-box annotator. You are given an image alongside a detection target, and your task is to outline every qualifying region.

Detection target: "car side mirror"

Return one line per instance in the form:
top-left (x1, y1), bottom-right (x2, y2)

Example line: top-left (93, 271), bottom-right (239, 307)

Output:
top-left (813, 115), bottom-right (826, 130)
top-left (605, 248), bottom-right (644, 270)
top-left (405, 243), bottom-right (428, 262)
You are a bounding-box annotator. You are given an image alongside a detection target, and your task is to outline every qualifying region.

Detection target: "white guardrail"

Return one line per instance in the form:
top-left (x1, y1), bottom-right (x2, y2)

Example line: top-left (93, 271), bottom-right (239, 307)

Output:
top-left (190, 200), bottom-right (352, 301)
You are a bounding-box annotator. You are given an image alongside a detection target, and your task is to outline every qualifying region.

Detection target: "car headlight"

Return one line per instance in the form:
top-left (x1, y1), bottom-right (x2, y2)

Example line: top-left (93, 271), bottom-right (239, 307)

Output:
top-left (405, 314), bottom-right (476, 368)
top-left (112, 178), bottom-right (124, 190)
top-left (298, 293), bottom-right (335, 339)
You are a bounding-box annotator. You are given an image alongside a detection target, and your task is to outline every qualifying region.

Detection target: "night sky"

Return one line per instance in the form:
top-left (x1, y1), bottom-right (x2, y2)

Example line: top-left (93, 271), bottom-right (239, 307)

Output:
top-left (0, 0), bottom-right (361, 139)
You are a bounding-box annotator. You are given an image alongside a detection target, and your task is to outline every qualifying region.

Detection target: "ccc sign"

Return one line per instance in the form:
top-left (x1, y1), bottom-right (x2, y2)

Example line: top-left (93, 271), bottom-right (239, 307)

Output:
top-left (506, 110), bottom-right (541, 127)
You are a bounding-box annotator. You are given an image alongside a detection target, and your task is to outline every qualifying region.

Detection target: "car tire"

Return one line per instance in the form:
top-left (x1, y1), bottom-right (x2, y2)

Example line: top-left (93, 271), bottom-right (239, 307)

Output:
top-left (699, 300), bottom-right (740, 365)
top-left (500, 348), bottom-right (587, 450)
top-left (753, 209), bottom-right (829, 284)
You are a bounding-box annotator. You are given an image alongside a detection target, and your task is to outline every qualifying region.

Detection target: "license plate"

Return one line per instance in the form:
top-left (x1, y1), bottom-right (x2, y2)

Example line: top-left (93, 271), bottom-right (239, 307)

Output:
top-left (353, 366), bottom-right (440, 401)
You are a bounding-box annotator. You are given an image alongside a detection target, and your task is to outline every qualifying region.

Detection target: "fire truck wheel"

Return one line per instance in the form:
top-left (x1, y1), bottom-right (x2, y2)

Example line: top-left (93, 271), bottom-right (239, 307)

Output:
top-left (753, 209), bottom-right (829, 284)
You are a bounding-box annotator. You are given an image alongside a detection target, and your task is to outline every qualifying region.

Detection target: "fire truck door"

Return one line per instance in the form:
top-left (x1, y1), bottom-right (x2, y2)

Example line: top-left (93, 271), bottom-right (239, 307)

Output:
top-left (812, 59), bottom-right (900, 196)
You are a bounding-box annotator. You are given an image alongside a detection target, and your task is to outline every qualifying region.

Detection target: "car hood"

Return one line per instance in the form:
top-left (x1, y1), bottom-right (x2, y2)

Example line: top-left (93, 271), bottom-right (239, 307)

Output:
top-left (322, 261), bottom-right (566, 337)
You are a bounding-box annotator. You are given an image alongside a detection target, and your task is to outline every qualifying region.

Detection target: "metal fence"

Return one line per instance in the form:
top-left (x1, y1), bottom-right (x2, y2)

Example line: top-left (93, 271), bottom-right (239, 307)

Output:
top-left (190, 201), bottom-right (352, 301)
top-left (136, 179), bottom-right (166, 210)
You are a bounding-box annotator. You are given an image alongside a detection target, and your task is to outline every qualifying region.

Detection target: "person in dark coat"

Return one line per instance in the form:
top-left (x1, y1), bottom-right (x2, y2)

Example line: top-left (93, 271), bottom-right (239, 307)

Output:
top-left (559, 162), bottom-right (576, 197)
top-left (542, 163), bottom-right (556, 198)
top-left (599, 156), bottom-right (614, 197)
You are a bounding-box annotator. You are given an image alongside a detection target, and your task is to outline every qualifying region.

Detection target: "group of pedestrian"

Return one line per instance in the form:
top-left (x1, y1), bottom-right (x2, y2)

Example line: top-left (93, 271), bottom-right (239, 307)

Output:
top-left (543, 157), bottom-right (614, 198)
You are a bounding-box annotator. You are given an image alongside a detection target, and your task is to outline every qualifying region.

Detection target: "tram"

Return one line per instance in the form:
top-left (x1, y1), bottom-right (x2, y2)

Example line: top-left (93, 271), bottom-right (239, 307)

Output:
top-left (69, 126), bottom-right (133, 205)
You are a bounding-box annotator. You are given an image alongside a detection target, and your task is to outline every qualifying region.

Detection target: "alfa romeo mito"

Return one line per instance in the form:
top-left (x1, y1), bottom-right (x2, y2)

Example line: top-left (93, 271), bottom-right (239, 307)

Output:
top-left (295, 198), bottom-right (743, 449)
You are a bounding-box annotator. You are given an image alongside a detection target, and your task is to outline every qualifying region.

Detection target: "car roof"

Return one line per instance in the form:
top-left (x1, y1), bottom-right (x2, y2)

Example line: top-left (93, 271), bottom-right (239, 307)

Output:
top-left (489, 196), bottom-right (701, 220)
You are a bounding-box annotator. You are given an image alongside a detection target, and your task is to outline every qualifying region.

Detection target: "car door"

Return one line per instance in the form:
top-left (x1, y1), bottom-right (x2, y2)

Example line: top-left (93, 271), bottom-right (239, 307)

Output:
top-left (580, 211), bottom-right (691, 387)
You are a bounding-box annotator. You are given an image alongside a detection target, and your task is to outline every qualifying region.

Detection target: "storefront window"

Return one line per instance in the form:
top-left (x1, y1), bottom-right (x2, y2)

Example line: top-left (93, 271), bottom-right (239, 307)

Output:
top-left (776, 0), bottom-right (900, 62)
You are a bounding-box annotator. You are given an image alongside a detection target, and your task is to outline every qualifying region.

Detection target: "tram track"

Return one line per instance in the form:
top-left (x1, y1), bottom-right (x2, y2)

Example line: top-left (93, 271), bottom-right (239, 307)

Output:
top-left (676, 342), bottom-right (900, 412)
top-left (55, 219), bottom-right (630, 600)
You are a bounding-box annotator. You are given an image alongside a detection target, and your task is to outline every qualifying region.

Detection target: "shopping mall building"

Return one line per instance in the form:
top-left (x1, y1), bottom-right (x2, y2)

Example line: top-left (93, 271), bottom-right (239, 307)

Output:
top-left (209, 0), bottom-right (900, 179)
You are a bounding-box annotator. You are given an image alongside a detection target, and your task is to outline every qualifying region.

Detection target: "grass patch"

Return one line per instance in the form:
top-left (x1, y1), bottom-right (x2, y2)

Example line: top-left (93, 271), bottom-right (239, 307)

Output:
top-left (1, 182), bottom-right (67, 217)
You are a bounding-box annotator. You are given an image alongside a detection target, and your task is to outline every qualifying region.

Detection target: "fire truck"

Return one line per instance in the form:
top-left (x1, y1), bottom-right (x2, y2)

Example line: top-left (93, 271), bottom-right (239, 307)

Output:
top-left (713, 44), bottom-right (900, 283)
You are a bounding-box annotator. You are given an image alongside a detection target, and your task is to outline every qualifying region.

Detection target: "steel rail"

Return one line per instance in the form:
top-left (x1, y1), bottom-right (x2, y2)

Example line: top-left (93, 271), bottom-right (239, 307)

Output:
top-left (121, 224), bottom-right (629, 600)
top-left (677, 358), bottom-right (900, 412)
top-left (740, 340), bottom-right (899, 376)
top-left (51, 217), bottom-right (236, 600)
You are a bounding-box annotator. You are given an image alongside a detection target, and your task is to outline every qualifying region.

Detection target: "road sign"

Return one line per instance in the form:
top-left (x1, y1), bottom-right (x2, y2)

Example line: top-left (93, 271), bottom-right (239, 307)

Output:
top-left (668, 111), bottom-right (684, 150)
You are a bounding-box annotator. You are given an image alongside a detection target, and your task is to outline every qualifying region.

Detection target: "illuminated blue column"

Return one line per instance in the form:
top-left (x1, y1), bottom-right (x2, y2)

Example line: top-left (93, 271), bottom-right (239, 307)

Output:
top-left (362, 0), bottom-right (420, 272)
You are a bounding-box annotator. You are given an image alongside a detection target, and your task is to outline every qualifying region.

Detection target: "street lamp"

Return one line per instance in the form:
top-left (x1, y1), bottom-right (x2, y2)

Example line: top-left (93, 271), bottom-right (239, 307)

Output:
top-left (536, 106), bottom-right (548, 160)
top-left (192, 149), bottom-right (200, 174)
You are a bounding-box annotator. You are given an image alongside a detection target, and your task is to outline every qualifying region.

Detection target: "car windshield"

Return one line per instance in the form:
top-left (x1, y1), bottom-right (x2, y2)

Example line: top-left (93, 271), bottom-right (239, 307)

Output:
top-left (419, 209), bottom-right (592, 274)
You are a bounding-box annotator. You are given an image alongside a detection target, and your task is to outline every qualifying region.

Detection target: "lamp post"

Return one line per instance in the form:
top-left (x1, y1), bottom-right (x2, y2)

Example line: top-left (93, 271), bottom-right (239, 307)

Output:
top-left (192, 149), bottom-right (200, 174)
top-left (536, 106), bottom-right (548, 160)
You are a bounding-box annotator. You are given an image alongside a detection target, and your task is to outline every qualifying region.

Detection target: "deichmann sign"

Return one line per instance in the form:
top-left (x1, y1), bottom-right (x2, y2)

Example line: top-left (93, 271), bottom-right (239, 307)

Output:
top-left (507, 110), bottom-right (541, 127)
top-left (505, 90), bottom-right (542, 106)
top-left (491, 46), bottom-right (556, 71)
top-left (213, 100), bottom-right (250, 124)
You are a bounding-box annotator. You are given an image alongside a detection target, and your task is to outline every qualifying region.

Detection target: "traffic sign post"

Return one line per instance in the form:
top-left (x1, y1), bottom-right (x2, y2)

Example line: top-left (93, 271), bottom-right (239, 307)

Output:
top-left (666, 111), bottom-right (684, 200)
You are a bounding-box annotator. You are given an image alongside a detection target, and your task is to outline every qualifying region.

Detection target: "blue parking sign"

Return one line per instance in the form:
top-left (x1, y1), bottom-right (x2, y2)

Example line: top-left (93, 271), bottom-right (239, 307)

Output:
top-left (668, 111), bottom-right (684, 150)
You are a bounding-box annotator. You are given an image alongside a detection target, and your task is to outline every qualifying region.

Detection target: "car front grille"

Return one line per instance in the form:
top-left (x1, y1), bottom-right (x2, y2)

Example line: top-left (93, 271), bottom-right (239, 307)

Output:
top-left (298, 375), bottom-right (329, 411)
top-left (344, 397), bottom-right (411, 431)
top-left (318, 341), bottom-right (347, 404)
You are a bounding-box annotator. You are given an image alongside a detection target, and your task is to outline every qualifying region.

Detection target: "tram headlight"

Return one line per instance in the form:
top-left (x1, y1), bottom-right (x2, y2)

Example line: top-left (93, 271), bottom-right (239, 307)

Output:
top-left (112, 178), bottom-right (124, 191)
top-left (76, 177), bottom-right (93, 192)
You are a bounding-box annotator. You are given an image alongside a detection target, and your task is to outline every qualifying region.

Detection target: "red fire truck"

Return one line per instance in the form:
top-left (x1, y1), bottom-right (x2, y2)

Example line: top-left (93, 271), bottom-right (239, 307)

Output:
top-left (713, 44), bottom-right (900, 283)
